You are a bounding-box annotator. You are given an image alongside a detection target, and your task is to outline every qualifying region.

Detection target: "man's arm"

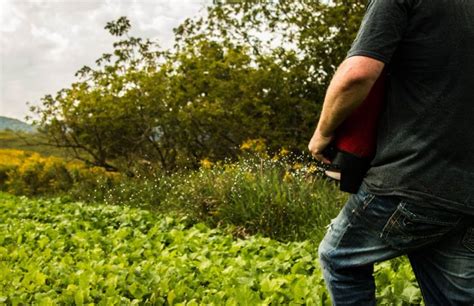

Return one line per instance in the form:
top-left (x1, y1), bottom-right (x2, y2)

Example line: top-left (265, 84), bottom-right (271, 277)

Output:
top-left (308, 56), bottom-right (385, 163)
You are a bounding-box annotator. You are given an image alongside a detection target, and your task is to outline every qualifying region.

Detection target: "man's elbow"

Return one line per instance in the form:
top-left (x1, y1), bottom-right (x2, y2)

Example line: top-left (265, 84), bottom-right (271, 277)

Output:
top-left (337, 56), bottom-right (385, 89)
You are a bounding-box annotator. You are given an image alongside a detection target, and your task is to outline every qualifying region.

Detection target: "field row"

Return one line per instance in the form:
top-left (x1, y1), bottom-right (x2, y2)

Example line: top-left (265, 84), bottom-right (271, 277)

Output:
top-left (0, 193), bottom-right (422, 305)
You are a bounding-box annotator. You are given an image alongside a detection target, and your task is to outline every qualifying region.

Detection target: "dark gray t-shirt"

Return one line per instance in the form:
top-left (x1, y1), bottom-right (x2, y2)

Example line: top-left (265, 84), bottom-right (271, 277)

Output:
top-left (347, 0), bottom-right (474, 214)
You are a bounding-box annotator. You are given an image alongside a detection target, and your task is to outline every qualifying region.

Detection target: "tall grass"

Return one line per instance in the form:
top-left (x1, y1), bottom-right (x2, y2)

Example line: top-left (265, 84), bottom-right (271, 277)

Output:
top-left (69, 156), bottom-right (347, 242)
top-left (1, 147), bottom-right (348, 242)
top-left (160, 157), bottom-right (347, 241)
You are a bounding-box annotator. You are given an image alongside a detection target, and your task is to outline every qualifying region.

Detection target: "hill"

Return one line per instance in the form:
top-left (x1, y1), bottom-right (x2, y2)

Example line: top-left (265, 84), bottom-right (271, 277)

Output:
top-left (0, 116), bottom-right (36, 133)
top-left (0, 130), bottom-right (70, 157)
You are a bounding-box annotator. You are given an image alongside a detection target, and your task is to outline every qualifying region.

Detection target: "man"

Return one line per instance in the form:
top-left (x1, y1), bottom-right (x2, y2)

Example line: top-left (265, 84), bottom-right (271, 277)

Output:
top-left (308, 0), bottom-right (474, 305)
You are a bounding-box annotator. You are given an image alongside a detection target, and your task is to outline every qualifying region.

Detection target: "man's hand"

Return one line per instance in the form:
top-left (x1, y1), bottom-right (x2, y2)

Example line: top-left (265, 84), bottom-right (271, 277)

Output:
top-left (308, 129), bottom-right (333, 164)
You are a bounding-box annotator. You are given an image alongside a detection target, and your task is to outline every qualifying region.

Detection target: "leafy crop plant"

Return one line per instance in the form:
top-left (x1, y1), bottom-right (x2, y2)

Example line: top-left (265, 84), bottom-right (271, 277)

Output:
top-left (0, 193), bottom-right (422, 305)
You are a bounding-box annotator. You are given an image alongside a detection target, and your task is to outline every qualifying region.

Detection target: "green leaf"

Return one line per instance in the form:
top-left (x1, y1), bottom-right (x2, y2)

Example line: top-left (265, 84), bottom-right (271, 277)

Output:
top-left (167, 290), bottom-right (176, 305)
top-left (74, 289), bottom-right (84, 306)
top-left (401, 285), bottom-right (421, 303)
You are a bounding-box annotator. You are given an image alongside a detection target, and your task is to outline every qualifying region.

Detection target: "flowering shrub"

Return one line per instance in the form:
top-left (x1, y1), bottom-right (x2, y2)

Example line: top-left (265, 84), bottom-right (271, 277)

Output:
top-left (0, 149), bottom-right (33, 166)
top-left (0, 149), bottom-right (34, 189)
top-left (240, 138), bottom-right (269, 159)
top-left (1, 149), bottom-right (121, 196)
top-left (5, 154), bottom-right (73, 195)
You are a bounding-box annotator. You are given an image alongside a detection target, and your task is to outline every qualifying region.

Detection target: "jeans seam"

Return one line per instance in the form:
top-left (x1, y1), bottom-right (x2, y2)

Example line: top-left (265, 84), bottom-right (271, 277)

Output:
top-left (362, 194), bottom-right (376, 210)
top-left (326, 222), bottom-right (352, 261)
top-left (381, 203), bottom-right (467, 252)
top-left (400, 208), bottom-right (463, 226)
top-left (380, 203), bottom-right (404, 240)
top-left (326, 194), bottom-right (375, 265)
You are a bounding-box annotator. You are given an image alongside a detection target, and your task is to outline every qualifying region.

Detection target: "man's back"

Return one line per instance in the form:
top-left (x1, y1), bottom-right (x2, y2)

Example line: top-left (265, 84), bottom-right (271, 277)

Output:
top-left (311, 1), bottom-right (474, 304)
top-left (351, 0), bottom-right (474, 214)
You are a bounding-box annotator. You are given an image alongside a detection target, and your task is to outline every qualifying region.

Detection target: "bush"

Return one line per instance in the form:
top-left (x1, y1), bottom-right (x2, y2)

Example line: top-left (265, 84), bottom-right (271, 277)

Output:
top-left (0, 149), bottom-right (33, 189)
top-left (6, 155), bottom-right (73, 196)
top-left (0, 165), bottom-right (15, 191)
top-left (162, 157), bottom-right (347, 241)
top-left (67, 162), bottom-right (123, 201)
top-left (3, 152), bottom-right (122, 197)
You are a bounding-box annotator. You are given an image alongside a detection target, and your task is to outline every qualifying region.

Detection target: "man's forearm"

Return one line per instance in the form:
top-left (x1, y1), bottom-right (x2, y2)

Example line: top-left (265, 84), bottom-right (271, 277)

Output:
top-left (308, 56), bottom-right (384, 162)
top-left (315, 57), bottom-right (384, 137)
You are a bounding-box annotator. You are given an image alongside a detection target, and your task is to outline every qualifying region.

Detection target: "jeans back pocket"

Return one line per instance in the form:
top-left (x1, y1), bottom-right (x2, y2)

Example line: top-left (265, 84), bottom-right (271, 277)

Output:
top-left (381, 201), bottom-right (463, 251)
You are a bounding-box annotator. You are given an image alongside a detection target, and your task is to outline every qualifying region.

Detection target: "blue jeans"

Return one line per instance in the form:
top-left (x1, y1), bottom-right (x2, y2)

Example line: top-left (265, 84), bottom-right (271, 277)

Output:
top-left (318, 187), bottom-right (474, 305)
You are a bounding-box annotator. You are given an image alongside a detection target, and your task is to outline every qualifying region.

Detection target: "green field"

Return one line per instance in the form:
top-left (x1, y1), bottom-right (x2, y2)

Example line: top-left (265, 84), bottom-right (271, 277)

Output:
top-left (0, 192), bottom-right (422, 305)
top-left (0, 131), bottom-right (69, 158)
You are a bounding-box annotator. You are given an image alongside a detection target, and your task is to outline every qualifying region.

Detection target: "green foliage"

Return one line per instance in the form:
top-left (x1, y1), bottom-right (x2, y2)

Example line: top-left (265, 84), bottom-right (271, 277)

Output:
top-left (174, 0), bottom-right (366, 104)
top-left (0, 193), bottom-right (422, 304)
top-left (0, 149), bottom-right (122, 198)
top-left (30, 19), bottom-right (170, 171)
top-left (5, 154), bottom-right (73, 196)
top-left (67, 164), bottom-right (123, 200)
top-left (105, 16), bottom-right (131, 36)
top-left (45, 152), bottom-right (344, 242)
top-left (0, 165), bottom-right (15, 190)
top-left (30, 0), bottom-right (368, 172)
top-left (161, 157), bottom-right (347, 242)
top-left (375, 258), bottom-right (424, 305)
top-left (0, 130), bottom-right (69, 157)
top-left (67, 168), bottom-right (168, 210)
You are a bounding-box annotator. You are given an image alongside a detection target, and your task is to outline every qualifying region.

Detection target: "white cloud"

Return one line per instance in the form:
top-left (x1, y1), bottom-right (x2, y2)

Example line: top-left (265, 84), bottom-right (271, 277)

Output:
top-left (0, 1), bottom-right (25, 33)
top-left (0, 0), bottom-right (210, 122)
top-left (31, 24), bottom-right (70, 58)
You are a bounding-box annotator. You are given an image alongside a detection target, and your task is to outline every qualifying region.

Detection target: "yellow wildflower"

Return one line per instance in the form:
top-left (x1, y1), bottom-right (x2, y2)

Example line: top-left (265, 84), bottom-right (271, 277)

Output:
top-left (200, 158), bottom-right (213, 169)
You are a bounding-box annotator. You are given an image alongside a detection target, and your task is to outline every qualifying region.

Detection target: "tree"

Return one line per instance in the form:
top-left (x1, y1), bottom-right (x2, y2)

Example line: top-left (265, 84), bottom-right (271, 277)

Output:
top-left (30, 0), bottom-right (367, 172)
top-left (172, 0), bottom-right (366, 153)
top-left (30, 17), bottom-right (174, 172)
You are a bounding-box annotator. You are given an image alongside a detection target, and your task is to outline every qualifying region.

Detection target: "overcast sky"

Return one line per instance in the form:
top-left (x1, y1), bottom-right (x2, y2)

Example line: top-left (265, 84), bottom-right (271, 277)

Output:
top-left (0, 0), bottom-right (210, 122)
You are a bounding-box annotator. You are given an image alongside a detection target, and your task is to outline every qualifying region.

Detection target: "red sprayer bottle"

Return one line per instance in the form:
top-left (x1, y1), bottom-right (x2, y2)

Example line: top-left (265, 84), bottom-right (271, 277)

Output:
top-left (323, 72), bottom-right (387, 193)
